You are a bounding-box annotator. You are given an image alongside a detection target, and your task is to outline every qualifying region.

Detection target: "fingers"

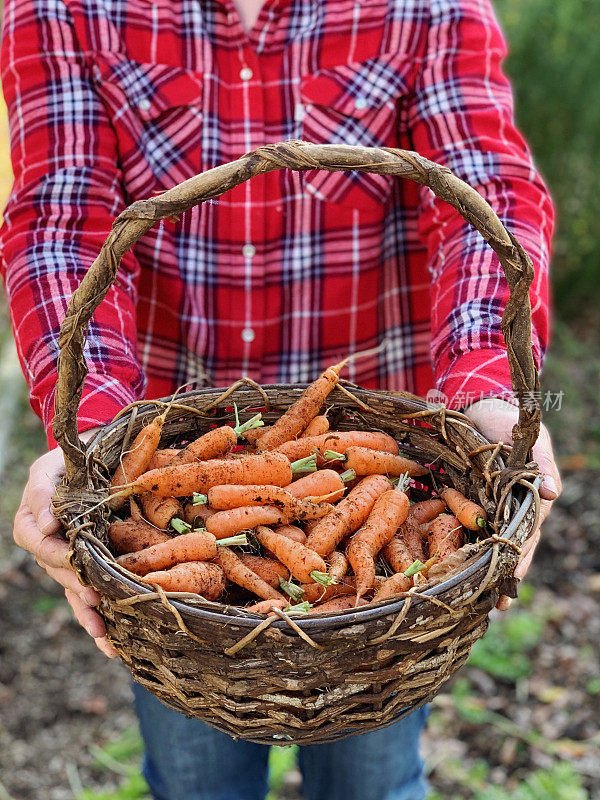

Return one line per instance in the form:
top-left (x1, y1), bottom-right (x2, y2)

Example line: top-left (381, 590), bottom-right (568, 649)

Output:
top-left (44, 564), bottom-right (101, 605)
top-left (532, 429), bottom-right (562, 501)
top-left (13, 505), bottom-right (69, 568)
top-left (496, 595), bottom-right (512, 611)
top-left (24, 448), bottom-right (66, 535)
top-left (65, 589), bottom-right (118, 658)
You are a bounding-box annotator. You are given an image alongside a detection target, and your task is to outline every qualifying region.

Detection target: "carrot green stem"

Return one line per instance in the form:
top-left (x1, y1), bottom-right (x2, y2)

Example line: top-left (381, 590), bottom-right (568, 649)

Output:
top-left (395, 472), bottom-right (411, 493)
top-left (285, 601), bottom-right (312, 615)
top-left (192, 493), bottom-right (208, 506)
top-left (291, 454), bottom-right (318, 473)
top-left (217, 534), bottom-right (249, 548)
top-left (279, 578), bottom-right (306, 602)
top-left (477, 516), bottom-right (487, 528)
top-left (323, 450), bottom-right (346, 462)
top-left (311, 570), bottom-right (337, 586)
top-left (340, 468), bottom-right (356, 483)
top-left (171, 518), bottom-right (192, 534)
top-left (234, 413), bottom-right (264, 437)
top-left (404, 559), bottom-right (426, 578)
top-left (233, 402), bottom-right (240, 430)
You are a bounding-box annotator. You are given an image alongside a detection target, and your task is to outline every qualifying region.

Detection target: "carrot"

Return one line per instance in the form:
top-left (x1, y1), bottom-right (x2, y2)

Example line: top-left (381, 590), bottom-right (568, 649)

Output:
top-left (309, 595), bottom-right (367, 614)
top-left (341, 447), bottom-right (429, 478)
top-left (276, 430), bottom-right (398, 462)
top-left (346, 487), bottom-right (411, 601)
top-left (108, 519), bottom-right (172, 555)
top-left (245, 598), bottom-right (288, 615)
top-left (301, 415), bottom-right (329, 438)
top-left (287, 469), bottom-right (345, 501)
top-left (142, 561), bottom-right (225, 599)
top-left (206, 506), bottom-right (290, 538)
top-left (273, 525), bottom-right (307, 544)
top-left (184, 501), bottom-right (215, 528)
top-left (242, 426), bottom-right (268, 446)
top-left (109, 412), bottom-right (167, 509)
top-left (237, 554), bottom-right (290, 587)
top-left (217, 548), bottom-right (285, 601)
top-left (116, 531), bottom-right (247, 575)
top-left (141, 493), bottom-right (183, 529)
top-left (168, 415), bottom-right (264, 465)
top-left (296, 581), bottom-right (351, 604)
top-left (257, 363), bottom-right (343, 450)
top-left (400, 516), bottom-right (427, 562)
top-left (130, 451), bottom-right (293, 498)
top-left (204, 484), bottom-right (332, 521)
top-left (382, 535), bottom-right (415, 574)
top-left (306, 474), bottom-right (392, 556)
top-left (439, 488), bottom-right (487, 530)
top-left (427, 513), bottom-right (465, 561)
top-left (373, 572), bottom-right (412, 602)
top-left (146, 448), bottom-right (180, 472)
top-left (129, 497), bottom-right (144, 522)
top-left (328, 551), bottom-right (348, 582)
top-left (255, 526), bottom-right (329, 584)
top-left (408, 498), bottom-right (447, 525)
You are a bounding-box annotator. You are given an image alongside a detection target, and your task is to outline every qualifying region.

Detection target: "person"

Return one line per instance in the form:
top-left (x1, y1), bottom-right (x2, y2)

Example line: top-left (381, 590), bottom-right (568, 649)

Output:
top-left (1, 0), bottom-right (561, 798)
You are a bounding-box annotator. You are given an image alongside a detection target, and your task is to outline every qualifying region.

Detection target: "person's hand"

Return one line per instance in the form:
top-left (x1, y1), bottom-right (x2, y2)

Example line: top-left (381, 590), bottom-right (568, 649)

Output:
top-left (463, 398), bottom-right (561, 610)
top-left (13, 428), bottom-right (117, 657)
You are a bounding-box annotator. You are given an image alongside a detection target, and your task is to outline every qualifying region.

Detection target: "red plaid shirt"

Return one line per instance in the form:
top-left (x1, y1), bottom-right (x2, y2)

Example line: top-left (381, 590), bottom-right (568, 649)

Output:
top-left (0, 0), bottom-right (553, 448)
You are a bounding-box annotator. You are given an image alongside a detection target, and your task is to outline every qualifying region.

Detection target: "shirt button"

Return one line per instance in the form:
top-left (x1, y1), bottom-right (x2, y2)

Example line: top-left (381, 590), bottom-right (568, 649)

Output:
top-left (138, 98), bottom-right (151, 112)
top-left (354, 97), bottom-right (368, 110)
top-left (242, 244), bottom-right (256, 258)
top-left (239, 66), bottom-right (253, 81)
top-left (241, 327), bottom-right (255, 343)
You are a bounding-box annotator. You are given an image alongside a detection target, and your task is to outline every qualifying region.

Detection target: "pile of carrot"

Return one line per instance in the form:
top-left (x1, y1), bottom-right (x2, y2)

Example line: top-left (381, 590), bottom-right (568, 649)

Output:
top-left (106, 361), bottom-right (488, 616)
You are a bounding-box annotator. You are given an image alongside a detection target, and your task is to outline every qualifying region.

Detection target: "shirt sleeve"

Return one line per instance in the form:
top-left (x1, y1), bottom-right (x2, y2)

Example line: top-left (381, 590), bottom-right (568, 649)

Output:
top-left (0, 0), bottom-right (146, 448)
top-left (408, 0), bottom-right (553, 409)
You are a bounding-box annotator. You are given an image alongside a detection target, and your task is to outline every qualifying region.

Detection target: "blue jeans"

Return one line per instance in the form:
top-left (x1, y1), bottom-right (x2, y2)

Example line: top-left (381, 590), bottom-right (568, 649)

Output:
top-left (132, 683), bottom-right (428, 800)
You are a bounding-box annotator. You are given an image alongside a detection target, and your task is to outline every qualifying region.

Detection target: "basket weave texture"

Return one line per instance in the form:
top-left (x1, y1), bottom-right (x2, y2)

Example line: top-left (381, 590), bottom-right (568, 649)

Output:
top-left (52, 141), bottom-right (541, 745)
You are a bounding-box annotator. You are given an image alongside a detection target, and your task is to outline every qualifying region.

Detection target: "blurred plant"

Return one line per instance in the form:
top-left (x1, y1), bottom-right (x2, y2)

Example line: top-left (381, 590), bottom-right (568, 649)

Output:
top-left (494, 0), bottom-right (600, 329)
top-left (467, 609), bottom-right (547, 681)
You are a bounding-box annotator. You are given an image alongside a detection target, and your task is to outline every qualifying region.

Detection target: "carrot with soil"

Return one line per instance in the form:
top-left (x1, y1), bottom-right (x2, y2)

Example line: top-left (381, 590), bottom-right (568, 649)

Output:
top-left (306, 474), bottom-right (392, 556)
top-left (255, 526), bottom-right (330, 584)
top-left (373, 572), bottom-right (412, 602)
top-left (336, 446), bottom-right (429, 477)
top-left (276, 430), bottom-right (398, 462)
top-left (427, 513), bottom-right (465, 562)
top-left (204, 484), bottom-right (333, 519)
top-left (116, 531), bottom-right (247, 575)
top-left (439, 487), bottom-right (487, 530)
top-left (206, 506), bottom-right (290, 538)
top-left (142, 561), bottom-right (225, 598)
top-left (217, 547), bottom-right (285, 601)
top-left (108, 519), bottom-right (172, 555)
top-left (237, 554), bottom-right (290, 587)
top-left (109, 411), bottom-right (168, 509)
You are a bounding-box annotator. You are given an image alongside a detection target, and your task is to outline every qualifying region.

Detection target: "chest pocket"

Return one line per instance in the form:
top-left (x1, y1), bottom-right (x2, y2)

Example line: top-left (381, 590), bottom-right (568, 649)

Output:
top-left (300, 57), bottom-right (415, 210)
top-left (92, 54), bottom-right (204, 195)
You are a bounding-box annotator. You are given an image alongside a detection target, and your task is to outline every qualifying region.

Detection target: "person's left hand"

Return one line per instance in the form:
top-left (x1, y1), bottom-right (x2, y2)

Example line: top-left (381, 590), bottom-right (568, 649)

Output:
top-left (463, 397), bottom-right (561, 610)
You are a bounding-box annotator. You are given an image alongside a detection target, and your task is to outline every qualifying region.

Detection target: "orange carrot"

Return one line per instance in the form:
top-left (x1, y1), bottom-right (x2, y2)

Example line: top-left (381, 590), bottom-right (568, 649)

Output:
top-left (287, 469), bottom-right (345, 501)
top-left (237, 554), bottom-right (290, 587)
top-left (298, 581), bottom-right (355, 604)
top-left (245, 598), bottom-right (288, 614)
top-left (346, 488), bottom-right (411, 601)
top-left (146, 448), bottom-right (180, 471)
top-left (255, 526), bottom-right (328, 584)
top-left (108, 519), bottom-right (172, 555)
top-left (408, 498), bottom-right (447, 525)
top-left (427, 513), bottom-right (465, 561)
top-left (301, 415), bottom-right (330, 438)
top-left (131, 452), bottom-right (293, 498)
top-left (439, 488), bottom-right (487, 530)
top-left (169, 426), bottom-right (238, 464)
top-left (309, 595), bottom-right (367, 614)
top-left (400, 516), bottom-right (427, 562)
top-left (243, 427), bottom-right (268, 446)
top-left (129, 497), bottom-right (144, 522)
top-left (306, 474), bottom-right (392, 556)
top-left (217, 548), bottom-right (285, 601)
top-left (382, 535), bottom-right (415, 574)
top-left (342, 447), bottom-right (429, 477)
top-left (373, 572), bottom-right (412, 602)
top-left (141, 493), bottom-right (183, 529)
top-left (206, 506), bottom-right (290, 538)
top-left (273, 525), bottom-right (307, 545)
top-left (257, 363), bottom-right (343, 450)
top-left (328, 551), bottom-right (348, 582)
top-left (276, 430), bottom-right (398, 462)
top-left (116, 531), bottom-right (221, 575)
top-left (142, 561), bottom-right (225, 599)
top-left (205, 484), bottom-right (332, 520)
top-left (184, 501), bottom-right (215, 528)
top-left (110, 412), bottom-right (167, 508)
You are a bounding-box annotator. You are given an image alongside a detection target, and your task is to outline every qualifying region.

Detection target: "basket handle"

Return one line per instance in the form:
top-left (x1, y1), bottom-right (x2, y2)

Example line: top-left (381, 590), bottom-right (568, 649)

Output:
top-left (53, 141), bottom-right (540, 481)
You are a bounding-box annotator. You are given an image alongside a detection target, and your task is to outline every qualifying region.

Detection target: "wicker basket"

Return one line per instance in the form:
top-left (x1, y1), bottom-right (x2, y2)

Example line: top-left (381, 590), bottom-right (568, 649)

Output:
top-left (52, 141), bottom-right (542, 746)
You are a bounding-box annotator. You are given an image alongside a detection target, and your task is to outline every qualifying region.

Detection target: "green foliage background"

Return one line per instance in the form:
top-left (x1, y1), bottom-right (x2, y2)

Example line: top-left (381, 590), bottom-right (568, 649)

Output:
top-left (494, 0), bottom-right (600, 327)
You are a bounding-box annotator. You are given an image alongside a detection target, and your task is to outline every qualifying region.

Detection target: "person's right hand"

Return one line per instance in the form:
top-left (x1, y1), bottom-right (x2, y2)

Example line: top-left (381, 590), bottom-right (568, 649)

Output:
top-left (13, 432), bottom-right (117, 657)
